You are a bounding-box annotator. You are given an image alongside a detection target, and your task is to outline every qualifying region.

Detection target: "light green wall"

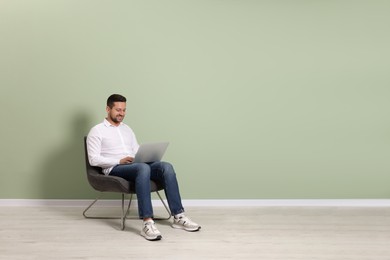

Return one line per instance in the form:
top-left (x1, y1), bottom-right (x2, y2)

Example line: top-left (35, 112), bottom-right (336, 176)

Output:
top-left (1, 0), bottom-right (389, 199)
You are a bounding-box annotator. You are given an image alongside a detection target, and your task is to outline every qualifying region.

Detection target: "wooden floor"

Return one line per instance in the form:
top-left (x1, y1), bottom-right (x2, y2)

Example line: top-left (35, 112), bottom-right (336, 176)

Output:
top-left (1, 205), bottom-right (390, 259)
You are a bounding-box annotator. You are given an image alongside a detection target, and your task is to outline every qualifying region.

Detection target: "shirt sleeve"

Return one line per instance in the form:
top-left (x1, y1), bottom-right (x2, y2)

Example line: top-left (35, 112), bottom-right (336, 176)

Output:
top-left (125, 125), bottom-right (140, 156)
top-left (86, 128), bottom-right (120, 169)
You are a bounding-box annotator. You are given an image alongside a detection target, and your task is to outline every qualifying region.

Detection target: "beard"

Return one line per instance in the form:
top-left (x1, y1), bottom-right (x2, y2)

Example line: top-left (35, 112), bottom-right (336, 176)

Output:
top-left (110, 114), bottom-right (124, 123)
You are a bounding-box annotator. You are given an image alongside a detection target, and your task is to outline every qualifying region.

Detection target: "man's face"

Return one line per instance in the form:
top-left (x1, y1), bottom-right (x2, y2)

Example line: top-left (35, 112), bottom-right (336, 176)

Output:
top-left (106, 102), bottom-right (126, 125)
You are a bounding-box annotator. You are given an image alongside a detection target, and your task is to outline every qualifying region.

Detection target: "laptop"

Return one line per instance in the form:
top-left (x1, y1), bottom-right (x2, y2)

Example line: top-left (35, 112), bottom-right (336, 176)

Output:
top-left (133, 142), bottom-right (169, 163)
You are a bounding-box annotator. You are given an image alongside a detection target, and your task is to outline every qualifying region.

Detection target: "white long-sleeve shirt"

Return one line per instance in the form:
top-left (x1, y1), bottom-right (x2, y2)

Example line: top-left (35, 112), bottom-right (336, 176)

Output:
top-left (86, 119), bottom-right (140, 175)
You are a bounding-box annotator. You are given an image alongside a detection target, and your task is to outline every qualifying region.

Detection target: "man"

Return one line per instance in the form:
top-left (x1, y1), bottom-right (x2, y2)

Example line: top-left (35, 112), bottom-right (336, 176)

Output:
top-left (87, 94), bottom-right (201, 241)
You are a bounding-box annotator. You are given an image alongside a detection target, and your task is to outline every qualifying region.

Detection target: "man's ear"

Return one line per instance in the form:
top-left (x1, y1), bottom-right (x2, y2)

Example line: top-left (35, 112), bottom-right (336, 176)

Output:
top-left (106, 106), bottom-right (110, 113)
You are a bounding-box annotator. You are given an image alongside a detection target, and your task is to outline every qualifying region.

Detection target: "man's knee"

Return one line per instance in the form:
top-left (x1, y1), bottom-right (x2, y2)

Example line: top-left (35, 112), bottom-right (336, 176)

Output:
top-left (134, 163), bottom-right (151, 178)
top-left (160, 161), bottom-right (174, 172)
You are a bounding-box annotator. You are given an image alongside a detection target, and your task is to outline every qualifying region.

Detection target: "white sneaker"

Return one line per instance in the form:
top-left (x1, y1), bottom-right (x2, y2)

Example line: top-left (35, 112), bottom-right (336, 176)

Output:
top-left (140, 220), bottom-right (162, 241)
top-left (172, 214), bottom-right (201, 232)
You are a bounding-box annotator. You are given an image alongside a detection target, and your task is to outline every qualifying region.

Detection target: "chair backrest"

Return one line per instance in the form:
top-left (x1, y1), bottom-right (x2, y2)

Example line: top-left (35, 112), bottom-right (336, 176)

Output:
top-left (83, 137), bottom-right (131, 193)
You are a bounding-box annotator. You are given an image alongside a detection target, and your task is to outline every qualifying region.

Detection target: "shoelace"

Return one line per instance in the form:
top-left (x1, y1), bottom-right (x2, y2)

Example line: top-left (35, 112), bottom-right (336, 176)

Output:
top-left (178, 216), bottom-right (191, 224)
top-left (145, 222), bottom-right (160, 233)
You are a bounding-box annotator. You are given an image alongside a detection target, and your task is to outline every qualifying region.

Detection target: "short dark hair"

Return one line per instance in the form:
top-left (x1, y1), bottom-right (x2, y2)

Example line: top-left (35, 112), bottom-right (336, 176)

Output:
top-left (107, 94), bottom-right (126, 108)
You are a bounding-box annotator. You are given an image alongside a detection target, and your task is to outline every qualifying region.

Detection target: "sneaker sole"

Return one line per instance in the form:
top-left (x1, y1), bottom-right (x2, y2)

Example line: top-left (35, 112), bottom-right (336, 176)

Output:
top-left (141, 233), bottom-right (162, 241)
top-left (172, 224), bottom-right (201, 232)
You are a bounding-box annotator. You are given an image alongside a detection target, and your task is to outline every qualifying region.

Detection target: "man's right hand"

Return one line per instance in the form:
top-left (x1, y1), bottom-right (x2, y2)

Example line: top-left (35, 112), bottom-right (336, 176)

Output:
top-left (120, 156), bottom-right (134, 164)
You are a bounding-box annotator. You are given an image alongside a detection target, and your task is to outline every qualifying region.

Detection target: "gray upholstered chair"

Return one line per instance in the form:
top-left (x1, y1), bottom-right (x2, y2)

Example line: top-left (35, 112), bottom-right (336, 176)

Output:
top-left (83, 137), bottom-right (171, 230)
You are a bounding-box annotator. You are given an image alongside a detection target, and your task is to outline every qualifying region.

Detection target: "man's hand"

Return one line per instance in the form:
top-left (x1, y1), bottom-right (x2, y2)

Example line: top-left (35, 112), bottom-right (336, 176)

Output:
top-left (120, 156), bottom-right (134, 164)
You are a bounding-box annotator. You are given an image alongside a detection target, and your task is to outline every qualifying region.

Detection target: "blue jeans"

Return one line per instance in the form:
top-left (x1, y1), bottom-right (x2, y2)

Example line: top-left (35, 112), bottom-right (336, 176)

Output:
top-left (109, 161), bottom-right (184, 218)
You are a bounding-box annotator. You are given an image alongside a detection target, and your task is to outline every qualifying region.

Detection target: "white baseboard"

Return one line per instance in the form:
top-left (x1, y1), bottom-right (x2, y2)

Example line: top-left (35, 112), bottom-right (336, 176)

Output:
top-left (1, 199), bottom-right (390, 207)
